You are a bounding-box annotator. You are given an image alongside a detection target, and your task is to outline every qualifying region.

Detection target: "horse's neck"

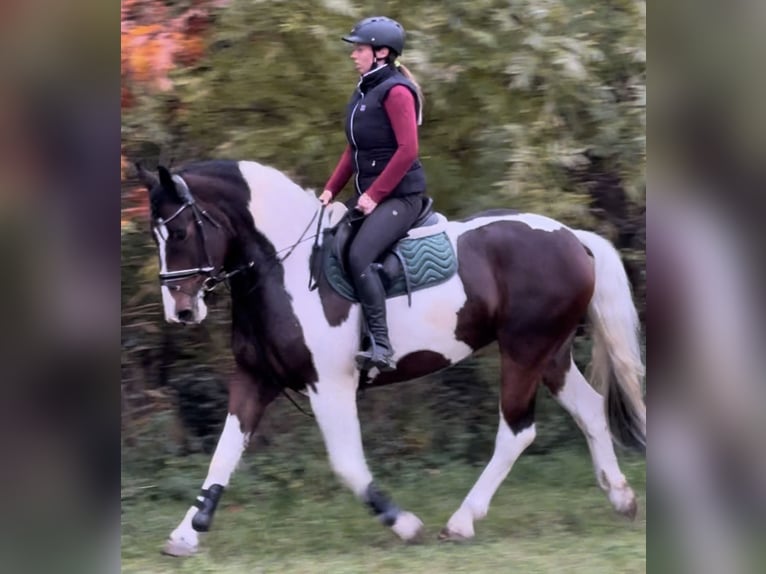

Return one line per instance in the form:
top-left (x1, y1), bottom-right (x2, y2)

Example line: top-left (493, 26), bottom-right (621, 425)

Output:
top-left (229, 271), bottom-right (305, 375)
top-left (249, 197), bottom-right (317, 253)
top-left (239, 161), bottom-right (318, 254)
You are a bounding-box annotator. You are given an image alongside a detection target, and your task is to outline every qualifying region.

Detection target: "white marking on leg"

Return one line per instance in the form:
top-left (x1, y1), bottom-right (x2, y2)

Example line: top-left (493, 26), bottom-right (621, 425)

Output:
top-left (166, 414), bottom-right (250, 553)
top-left (445, 420), bottom-right (536, 539)
top-left (309, 383), bottom-right (372, 497)
top-left (201, 413), bottom-right (250, 488)
top-left (154, 225), bottom-right (178, 323)
top-left (555, 362), bottom-right (636, 516)
top-left (309, 377), bottom-right (424, 541)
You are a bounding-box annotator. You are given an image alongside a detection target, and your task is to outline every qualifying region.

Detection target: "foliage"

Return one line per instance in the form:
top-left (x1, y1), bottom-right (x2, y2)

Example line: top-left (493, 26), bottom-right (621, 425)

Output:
top-left (120, 0), bottom-right (645, 459)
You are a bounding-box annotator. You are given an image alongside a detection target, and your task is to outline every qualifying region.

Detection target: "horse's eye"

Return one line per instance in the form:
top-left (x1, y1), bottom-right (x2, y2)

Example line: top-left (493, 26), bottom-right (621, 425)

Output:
top-left (169, 228), bottom-right (187, 241)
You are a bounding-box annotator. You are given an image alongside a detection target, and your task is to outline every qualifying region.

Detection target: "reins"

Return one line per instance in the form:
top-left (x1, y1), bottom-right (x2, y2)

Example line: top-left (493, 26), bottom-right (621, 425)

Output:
top-left (204, 204), bottom-right (327, 295)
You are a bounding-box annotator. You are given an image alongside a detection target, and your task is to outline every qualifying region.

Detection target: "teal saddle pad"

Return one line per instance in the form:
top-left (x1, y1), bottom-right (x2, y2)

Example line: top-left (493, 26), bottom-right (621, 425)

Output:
top-left (325, 231), bottom-right (458, 302)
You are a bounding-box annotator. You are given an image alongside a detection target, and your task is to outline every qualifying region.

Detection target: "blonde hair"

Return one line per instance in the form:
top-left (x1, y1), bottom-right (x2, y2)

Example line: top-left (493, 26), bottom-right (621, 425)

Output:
top-left (396, 61), bottom-right (424, 125)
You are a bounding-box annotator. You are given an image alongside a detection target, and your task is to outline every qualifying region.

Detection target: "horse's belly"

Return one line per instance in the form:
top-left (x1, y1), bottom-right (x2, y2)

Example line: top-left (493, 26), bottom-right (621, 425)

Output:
top-left (387, 274), bottom-right (474, 364)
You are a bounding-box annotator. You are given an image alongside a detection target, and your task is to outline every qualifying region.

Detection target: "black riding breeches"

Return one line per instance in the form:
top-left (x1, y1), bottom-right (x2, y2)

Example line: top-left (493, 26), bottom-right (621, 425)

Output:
top-left (347, 194), bottom-right (424, 281)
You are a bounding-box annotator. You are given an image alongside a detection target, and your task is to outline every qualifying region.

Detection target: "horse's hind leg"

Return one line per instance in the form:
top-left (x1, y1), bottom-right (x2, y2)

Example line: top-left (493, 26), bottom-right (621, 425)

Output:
top-left (163, 368), bottom-right (278, 556)
top-left (543, 352), bottom-right (638, 519)
top-left (309, 375), bottom-right (424, 542)
top-left (440, 353), bottom-right (539, 541)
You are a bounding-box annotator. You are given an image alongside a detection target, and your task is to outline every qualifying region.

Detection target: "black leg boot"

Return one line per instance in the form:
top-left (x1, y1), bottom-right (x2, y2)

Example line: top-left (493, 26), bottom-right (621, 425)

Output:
top-left (353, 264), bottom-right (396, 372)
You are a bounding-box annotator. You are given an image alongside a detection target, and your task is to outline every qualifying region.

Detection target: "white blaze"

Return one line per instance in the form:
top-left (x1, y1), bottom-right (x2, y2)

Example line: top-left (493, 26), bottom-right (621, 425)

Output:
top-left (154, 224), bottom-right (178, 323)
top-left (195, 290), bottom-right (208, 323)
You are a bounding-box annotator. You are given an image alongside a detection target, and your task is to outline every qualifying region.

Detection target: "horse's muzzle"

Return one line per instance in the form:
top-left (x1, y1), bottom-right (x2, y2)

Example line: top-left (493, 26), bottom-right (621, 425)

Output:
top-left (176, 309), bottom-right (195, 323)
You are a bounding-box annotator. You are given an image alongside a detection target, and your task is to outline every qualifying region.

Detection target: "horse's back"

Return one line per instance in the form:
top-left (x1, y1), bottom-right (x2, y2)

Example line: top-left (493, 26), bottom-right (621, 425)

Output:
top-left (448, 211), bottom-right (594, 354)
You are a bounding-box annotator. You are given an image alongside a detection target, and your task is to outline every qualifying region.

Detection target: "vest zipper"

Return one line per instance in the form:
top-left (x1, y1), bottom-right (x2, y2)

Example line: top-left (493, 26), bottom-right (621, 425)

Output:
top-left (350, 89), bottom-right (364, 195)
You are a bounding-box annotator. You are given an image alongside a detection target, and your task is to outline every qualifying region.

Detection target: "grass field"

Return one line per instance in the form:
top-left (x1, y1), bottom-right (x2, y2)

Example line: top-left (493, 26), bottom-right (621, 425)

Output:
top-left (121, 448), bottom-right (645, 573)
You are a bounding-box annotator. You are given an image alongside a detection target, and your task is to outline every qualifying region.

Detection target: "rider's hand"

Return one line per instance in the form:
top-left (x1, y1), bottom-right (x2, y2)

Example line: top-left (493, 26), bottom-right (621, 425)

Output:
top-left (356, 193), bottom-right (378, 215)
top-left (319, 189), bottom-right (334, 206)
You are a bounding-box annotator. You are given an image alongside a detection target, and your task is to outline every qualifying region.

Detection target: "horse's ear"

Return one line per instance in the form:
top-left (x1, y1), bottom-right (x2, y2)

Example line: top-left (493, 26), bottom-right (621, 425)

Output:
top-left (135, 161), bottom-right (159, 191)
top-left (157, 165), bottom-right (178, 199)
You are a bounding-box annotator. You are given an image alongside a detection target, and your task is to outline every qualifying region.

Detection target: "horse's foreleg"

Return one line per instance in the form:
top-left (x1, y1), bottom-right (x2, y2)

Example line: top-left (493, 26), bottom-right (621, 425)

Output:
top-left (441, 354), bottom-right (538, 541)
top-left (309, 379), bottom-right (424, 542)
top-left (548, 360), bottom-right (638, 518)
top-left (163, 367), bottom-right (278, 556)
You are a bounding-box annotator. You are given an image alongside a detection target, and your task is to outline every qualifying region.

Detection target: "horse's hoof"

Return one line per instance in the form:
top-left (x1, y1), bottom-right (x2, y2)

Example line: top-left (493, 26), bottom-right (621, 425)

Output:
top-left (403, 524), bottom-right (426, 545)
top-left (391, 511), bottom-right (424, 542)
top-left (438, 527), bottom-right (473, 543)
top-left (617, 496), bottom-right (638, 521)
top-left (161, 538), bottom-right (198, 557)
top-left (610, 486), bottom-right (638, 521)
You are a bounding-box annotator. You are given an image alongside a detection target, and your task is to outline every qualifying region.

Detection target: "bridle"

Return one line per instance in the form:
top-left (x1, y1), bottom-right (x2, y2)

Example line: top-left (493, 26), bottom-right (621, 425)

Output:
top-left (153, 174), bottom-right (324, 293)
top-left (153, 175), bottom-right (222, 292)
top-left (154, 173), bottom-right (325, 420)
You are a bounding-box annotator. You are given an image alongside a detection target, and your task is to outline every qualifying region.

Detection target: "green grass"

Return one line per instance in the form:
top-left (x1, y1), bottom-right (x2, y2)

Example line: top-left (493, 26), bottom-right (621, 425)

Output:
top-left (122, 450), bottom-right (645, 573)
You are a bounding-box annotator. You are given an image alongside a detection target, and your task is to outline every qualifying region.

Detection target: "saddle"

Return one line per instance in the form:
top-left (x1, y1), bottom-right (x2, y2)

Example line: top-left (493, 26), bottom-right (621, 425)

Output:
top-left (310, 196), bottom-right (457, 306)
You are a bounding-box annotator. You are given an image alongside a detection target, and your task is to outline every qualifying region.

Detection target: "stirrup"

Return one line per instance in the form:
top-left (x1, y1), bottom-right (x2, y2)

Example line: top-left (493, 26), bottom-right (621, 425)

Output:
top-left (355, 347), bottom-right (396, 372)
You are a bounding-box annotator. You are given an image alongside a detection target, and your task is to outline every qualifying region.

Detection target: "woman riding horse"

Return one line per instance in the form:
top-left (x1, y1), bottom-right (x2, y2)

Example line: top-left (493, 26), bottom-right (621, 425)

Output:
top-left (319, 16), bottom-right (429, 373)
top-left (135, 17), bottom-right (645, 559)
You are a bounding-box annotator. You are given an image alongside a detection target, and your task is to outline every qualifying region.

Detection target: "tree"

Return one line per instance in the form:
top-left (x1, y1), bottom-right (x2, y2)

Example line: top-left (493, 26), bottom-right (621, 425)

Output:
top-left (121, 0), bottom-right (645, 449)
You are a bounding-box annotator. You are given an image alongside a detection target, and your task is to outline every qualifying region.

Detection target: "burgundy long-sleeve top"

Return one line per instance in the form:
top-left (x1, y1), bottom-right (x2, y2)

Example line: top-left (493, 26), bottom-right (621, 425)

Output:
top-left (324, 85), bottom-right (419, 204)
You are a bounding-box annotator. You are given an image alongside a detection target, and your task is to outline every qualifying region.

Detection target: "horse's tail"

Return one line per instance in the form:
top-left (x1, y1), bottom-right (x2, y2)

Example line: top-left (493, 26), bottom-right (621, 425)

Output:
top-left (573, 229), bottom-right (646, 452)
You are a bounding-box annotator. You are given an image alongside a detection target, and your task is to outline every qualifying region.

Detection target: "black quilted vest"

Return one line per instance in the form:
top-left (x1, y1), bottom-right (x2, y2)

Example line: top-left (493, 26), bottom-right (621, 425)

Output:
top-left (344, 64), bottom-right (426, 197)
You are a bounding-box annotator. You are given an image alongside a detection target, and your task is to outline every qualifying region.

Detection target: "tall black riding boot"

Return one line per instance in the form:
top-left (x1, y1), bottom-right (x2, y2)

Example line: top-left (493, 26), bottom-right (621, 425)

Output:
top-left (353, 264), bottom-right (396, 372)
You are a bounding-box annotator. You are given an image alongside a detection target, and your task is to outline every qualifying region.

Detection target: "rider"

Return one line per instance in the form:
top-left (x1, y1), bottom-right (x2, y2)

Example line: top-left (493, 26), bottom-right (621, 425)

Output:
top-left (319, 16), bottom-right (428, 372)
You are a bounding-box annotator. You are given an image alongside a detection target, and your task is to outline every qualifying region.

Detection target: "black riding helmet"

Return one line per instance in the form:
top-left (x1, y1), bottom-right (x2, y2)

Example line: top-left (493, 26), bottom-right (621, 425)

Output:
top-left (342, 16), bottom-right (405, 56)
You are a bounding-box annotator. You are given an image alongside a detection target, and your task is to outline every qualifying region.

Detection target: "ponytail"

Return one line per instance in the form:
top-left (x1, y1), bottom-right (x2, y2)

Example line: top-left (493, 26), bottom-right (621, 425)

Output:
top-left (394, 61), bottom-right (424, 125)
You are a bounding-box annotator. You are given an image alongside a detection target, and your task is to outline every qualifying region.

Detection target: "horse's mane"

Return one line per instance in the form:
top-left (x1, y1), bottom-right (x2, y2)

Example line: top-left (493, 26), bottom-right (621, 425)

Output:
top-left (148, 159), bottom-right (247, 220)
top-left (150, 159), bottom-right (318, 224)
top-left (177, 160), bottom-right (244, 186)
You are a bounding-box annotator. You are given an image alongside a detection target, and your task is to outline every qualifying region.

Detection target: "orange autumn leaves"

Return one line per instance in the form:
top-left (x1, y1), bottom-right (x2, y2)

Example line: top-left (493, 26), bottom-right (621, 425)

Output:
top-left (121, 0), bottom-right (224, 228)
top-left (121, 1), bottom-right (217, 106)
top-left (122, 24), bottom-right (178, 97)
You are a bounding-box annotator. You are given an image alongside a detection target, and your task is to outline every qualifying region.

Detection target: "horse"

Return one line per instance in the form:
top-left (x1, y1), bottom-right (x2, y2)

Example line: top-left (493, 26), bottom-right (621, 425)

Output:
top-left (134, 159), bottom-right (645, 556)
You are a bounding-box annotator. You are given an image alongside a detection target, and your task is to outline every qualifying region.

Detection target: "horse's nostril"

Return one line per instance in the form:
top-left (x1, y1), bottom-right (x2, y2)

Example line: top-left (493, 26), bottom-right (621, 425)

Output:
top-left (177, 309), bottom-right (194, 323)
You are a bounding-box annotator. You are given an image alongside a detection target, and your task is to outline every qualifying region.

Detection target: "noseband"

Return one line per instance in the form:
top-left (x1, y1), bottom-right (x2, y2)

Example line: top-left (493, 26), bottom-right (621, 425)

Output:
top-left (153, 174), bottom-right (324, 293)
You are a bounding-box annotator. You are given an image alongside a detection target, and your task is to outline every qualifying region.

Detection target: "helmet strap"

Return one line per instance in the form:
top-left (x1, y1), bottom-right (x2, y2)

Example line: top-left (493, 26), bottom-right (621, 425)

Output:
top-left (373, 47), bottom-right (390, 67)
top-left (361, 47), bottom-right (390, 75)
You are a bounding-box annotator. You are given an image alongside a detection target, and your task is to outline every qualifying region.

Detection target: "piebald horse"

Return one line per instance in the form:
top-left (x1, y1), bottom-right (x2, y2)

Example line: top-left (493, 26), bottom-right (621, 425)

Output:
top-left (135, 159), bottom-right (645, 556)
